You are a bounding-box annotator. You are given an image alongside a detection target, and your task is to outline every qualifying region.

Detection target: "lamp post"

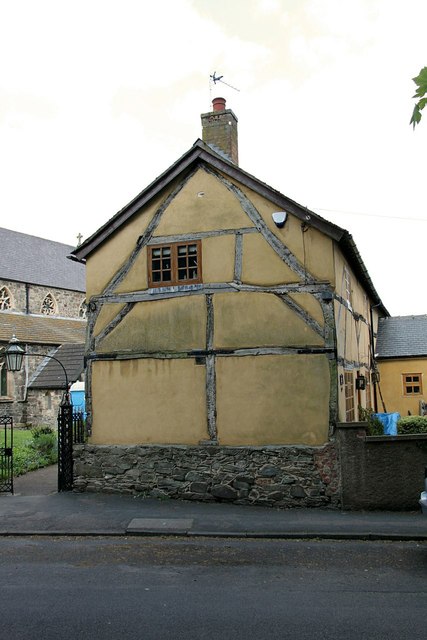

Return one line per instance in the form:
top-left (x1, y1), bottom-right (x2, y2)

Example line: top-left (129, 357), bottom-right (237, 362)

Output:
top-left (4, 334), bottom-right (73, 491)
top-left (5, 334), bottom-right (70, 399)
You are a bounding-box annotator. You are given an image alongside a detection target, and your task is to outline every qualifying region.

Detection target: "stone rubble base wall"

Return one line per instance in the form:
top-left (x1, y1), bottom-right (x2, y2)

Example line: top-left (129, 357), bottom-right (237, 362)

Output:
top-left (73, 443), bottom-right (340, 509)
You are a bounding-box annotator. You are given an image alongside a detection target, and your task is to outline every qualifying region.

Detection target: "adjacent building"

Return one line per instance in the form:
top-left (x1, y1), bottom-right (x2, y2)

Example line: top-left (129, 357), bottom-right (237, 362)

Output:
top-left (376, 315), bottom-right (427, 417)
top-left (0, 227), bottom-right (86, 426)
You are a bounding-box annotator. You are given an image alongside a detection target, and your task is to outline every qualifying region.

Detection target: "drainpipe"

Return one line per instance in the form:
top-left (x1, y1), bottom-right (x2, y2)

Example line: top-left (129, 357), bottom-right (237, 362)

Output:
top-left (25, 284), bottom-right (30, 314)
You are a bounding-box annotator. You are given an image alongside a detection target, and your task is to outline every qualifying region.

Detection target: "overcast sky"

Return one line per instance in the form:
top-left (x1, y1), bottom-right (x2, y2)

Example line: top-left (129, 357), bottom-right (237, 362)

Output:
top-left (1, 0), bottom-right (426, 316)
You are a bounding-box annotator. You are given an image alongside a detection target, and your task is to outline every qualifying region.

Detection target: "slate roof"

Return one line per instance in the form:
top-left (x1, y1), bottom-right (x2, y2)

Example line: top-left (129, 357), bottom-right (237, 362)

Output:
top-left (0, 227), bottom-right (85, 292)
top-left (376, 315), bottom-right (427, 359)
top-left (28, 343), bottom-right (85, 390)
top-left (71, 138), bottom-right (388, 315)
top-left (0, 313), bottom-right (86, 345)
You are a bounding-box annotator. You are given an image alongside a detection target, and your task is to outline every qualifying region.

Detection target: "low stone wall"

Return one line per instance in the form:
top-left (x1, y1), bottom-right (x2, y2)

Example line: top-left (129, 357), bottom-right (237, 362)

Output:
top-left (73, 443), bottom-right (341, 508)
top-left (336, 423), bottom-right (427, 510)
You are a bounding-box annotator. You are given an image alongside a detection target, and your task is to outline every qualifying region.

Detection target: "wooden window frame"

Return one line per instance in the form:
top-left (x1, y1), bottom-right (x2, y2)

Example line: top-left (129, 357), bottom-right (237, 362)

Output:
top-left (402, 373), bottom-right (423, 396)
top-left (148, 241), bottom-right (202, 287)
top-left (344, 370), bottom-right (355, 422)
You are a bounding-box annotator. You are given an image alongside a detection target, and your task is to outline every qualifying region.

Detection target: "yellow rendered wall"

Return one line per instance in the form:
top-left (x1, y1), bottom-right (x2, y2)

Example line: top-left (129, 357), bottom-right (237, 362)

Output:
top-left (114, 247), bottom-right (148, 294)
top-left (97, 295), bottom-right (207, 353)
top-left (90, 358), bottom-right (208, 444)
top-left (242, 234), bottom-right (300, 285)
top-left (86, 192), bottom-right (164, 298)
top-left (216, 354), bottom-right (330, 445)
top-left (153, 169), bottom-right (255, 236)
top-left (288, 292), bottom-right (325, 328)
top-left (377, 358), bottom-right (427, 416)
top-left (236, 182), bottom-right (335, 284)
top-left (334, 248), bottom-right (373, 359)
top-left (202, 234), bottom-right (235, 283)
top-left (214, 292), bottom-right (324, 349)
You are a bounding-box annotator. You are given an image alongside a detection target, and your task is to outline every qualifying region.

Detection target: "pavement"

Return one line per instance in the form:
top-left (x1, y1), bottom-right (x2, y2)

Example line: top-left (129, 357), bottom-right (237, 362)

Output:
top-left (1, 465), bottom-right (426, 540)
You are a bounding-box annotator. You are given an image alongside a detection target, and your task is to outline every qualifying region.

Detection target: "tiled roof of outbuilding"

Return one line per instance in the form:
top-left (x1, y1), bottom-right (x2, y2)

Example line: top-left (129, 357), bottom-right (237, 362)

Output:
top-left (376, 315), bottom-right (427, 359)
top-left (0, 227), bottom-right (85, 292)
top-left (28, 343), bottom-right (85, 390)
top-left (0, 312), bottom-right (86, 345)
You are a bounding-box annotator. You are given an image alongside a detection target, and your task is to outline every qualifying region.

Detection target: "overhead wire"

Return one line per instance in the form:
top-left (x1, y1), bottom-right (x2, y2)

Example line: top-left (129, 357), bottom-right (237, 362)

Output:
top-left (314, 208), bottom-right (427, 223)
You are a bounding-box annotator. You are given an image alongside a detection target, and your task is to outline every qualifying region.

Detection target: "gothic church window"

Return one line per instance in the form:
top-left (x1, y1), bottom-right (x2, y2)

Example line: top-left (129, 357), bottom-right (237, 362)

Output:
top-left (41, 292), bottom-right (57, 316)
top-left (0, 286), bottom-right (12, 310)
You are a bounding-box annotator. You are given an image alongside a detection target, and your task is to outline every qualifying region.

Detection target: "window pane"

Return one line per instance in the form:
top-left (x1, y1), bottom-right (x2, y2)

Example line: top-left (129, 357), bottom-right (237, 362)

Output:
top-left (162, 247), bottom-right (171, 257)
top-left (152, 272), bottom-right (161, 282)
top-left (178, 257), bottom-right (187, 268)
top-left (177, 246), bottom-right (187, 255)
top-left (163, 270), bottom-right (172, 281)
top-left (152, 248), bottom-right (161, 258)
top-left (152, 259), bottom-right (161, 270)
top-left (188, 245), bottom-right (197, 253)
top-left (189, 256), bottom-right (197, 267)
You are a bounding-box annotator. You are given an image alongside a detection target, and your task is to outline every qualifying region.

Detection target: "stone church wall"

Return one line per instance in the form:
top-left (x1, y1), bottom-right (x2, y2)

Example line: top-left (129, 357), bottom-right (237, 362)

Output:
top-left (0, 278), bottom-right (85, 318)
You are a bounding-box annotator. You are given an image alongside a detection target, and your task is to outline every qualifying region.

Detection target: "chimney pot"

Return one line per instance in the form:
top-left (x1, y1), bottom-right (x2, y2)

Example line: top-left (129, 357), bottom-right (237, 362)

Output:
top-left (212, 97), bottom-right (226, 112)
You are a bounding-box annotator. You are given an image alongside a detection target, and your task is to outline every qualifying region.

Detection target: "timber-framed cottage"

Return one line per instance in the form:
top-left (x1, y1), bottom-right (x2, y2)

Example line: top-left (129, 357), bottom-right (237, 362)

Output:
top-left (71, 98), bottom-right (388, 507)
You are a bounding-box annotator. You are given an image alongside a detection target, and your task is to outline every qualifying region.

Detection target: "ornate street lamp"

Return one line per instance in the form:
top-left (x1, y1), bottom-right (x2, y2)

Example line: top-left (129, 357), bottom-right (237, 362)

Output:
top-left (4, 334), bottom-right (74, 491)
top-left (5, 334), bottom-right (70, 396)
top-left (4, 335), bottom-right (25, 373)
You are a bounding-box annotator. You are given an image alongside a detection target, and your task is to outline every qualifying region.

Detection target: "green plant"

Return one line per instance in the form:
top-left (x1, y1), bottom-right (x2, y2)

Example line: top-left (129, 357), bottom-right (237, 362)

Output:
top-left (0, 427), bottom-right (58, 477)
top-left (31, 425), bottom-right (55, 439)
top-left (358, 407), bottom-right (384, 436)
top-left (397, 416), bottom-right (427, 435)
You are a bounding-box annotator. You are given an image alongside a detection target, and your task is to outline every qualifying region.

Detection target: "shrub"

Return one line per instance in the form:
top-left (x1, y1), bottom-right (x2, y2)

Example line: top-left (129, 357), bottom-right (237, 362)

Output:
top-left (29, 427), bottom-right (58, 465)
top-left (31, 425), bottom-right (55, 439)
top-left (397, 416), bottom-right (427, 435)
top-left (358, 407), bottom-right (384, 436)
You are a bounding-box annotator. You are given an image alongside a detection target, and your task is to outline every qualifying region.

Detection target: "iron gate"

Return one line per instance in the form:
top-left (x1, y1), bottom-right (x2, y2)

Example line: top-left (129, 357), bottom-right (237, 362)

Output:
top-left (57, 398), bottom-right (86, 492)
top-left (0, 416), bottom-right (13, 493)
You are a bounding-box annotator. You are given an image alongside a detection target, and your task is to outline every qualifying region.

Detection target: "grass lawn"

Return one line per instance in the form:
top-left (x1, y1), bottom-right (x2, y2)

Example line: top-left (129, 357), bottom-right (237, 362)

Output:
top-left (0, 428), bottom-right (58, 477)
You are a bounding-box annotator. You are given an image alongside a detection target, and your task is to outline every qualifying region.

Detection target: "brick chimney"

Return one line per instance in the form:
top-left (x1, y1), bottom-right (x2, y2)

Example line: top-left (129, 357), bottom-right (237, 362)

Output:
top-left (201, 97), bottom-right (238, 165)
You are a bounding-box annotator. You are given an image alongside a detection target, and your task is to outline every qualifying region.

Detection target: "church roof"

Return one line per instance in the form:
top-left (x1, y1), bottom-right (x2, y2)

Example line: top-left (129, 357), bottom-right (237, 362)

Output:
top-left (376, 315), bottom-right (427, 359)
top-left (0, 312), bottom-right (86, 345)
top-left (28, 343), bottom-right (85, 390)
top-left (0, 227), bottom-right (85, 292)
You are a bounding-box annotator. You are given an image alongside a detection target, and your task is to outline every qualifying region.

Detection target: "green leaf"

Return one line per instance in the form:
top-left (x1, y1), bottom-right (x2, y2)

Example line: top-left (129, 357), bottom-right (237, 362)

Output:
top-left (410, 104), bottom-right (422, 129)
top-left (412, 67), bottom-right (427, 97)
